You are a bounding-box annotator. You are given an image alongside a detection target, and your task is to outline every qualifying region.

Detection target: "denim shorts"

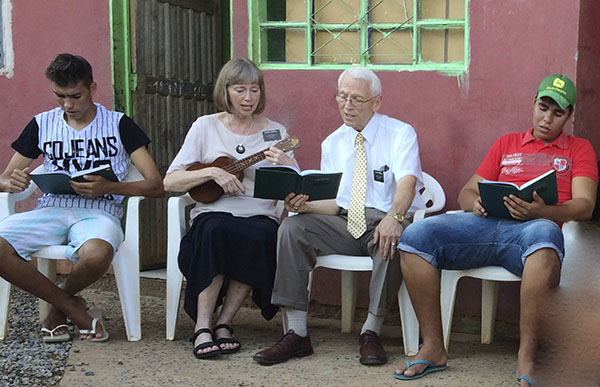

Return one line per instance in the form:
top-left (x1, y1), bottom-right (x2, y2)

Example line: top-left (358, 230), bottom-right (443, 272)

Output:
top-left (0, 207), bottom-right (123, 262)
top-left (397, 212), bottom-right (564, 276)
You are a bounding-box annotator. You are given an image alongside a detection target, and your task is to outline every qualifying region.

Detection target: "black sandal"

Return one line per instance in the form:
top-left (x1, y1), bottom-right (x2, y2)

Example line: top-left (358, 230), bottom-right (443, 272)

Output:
top-left (190, 328), bottom-right (222, 359)
top-left (214, 324), bottom-right (241, 354)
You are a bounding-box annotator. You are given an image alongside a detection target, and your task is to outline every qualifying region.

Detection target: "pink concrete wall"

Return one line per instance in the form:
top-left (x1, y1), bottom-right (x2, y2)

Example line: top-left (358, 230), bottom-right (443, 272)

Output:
top-left (0, 0), bottom-right (112, 168)
top-left (233, 1), bottom-right (584, 322)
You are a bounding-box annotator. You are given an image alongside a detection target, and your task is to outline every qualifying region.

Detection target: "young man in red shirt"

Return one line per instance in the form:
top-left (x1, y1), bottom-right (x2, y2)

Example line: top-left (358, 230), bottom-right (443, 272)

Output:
top-left (395, 74), bottom-right (598, 385)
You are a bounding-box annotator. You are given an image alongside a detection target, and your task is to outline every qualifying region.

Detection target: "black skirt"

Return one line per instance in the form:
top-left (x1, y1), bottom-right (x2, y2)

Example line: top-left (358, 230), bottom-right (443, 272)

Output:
top-left (178, 211), bottom-right (279, 321)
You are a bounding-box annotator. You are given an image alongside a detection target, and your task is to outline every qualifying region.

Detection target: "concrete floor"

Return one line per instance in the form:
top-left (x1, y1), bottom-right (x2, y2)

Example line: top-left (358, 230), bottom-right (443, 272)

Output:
top-left (59, 289), bottom-right (520, 386)
top-left (58, 221), bottom-right (600, 386)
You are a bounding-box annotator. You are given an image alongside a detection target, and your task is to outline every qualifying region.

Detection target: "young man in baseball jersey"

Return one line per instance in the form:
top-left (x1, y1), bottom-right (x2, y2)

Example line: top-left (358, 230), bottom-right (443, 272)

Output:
top-left (0, 53), bottom-right (164, 342)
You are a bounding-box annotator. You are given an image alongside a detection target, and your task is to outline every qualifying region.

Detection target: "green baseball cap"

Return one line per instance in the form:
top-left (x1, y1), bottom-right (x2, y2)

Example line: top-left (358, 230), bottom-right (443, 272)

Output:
top-left (536, 74), bottom-right (576, 110)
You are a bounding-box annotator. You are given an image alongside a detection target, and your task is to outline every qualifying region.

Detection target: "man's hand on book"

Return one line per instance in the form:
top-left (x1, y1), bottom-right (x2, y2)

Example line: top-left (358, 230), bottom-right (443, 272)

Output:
top-left (6, 167), bottom-right (31, 193)
top-left (70, 175), bottom-right (113, 198)
top-left (503, 191), bottom-right (546, 221)
top-left (284, 192), bottom-right (309, 213)
top-left (473, 197), bottom-right (488, 218)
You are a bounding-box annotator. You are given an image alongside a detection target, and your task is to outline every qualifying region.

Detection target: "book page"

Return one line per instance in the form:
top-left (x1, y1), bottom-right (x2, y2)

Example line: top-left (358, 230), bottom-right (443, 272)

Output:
top-left (478, 179), bottom-right (519, 189)
top-left (519, 169), bottom-right (555, 190)
top-left (257, 164), bottom-right (301, 175)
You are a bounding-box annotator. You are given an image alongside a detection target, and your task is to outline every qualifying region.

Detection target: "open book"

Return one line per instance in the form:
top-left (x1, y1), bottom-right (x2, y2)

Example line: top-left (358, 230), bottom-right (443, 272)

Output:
top-left (253, 165), bottom-right (342, 201)
top-left (30, 165), bottom-right (119, 195)
top-left (477, 169), bottom-right (558, 219)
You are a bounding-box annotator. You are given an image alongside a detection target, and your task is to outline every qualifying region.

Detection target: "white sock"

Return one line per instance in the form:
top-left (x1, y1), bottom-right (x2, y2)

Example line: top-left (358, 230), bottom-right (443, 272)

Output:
top-left (283, 308), bottom-right (308, 337)
top-left (361, 312), bottom-right (384, 335)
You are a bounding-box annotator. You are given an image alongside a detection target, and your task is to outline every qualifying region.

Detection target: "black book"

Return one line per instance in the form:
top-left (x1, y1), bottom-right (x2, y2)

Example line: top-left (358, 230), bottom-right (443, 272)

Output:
top-left (30, 165), bottom-right (119, 195)
top-left (253, 165), bottom-right (342, 201)
top-left (477, 169), bottom-right (558, 219)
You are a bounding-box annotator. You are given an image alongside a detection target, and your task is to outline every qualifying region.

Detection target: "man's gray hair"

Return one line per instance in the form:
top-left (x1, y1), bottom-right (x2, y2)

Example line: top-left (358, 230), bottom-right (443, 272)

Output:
top-left (337, 67), bottom-right (382, 96)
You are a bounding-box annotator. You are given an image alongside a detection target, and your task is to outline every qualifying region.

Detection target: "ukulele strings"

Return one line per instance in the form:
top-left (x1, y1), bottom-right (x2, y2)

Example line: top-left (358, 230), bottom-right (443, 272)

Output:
top-left (223, 149), bottom-right (268, 174)
top-left (221, 140), bottom-right (290, 174)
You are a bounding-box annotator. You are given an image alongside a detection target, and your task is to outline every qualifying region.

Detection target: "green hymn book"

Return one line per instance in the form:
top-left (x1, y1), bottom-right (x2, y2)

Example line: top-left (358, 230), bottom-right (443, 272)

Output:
top-left (477, 169), bottom-right (558, 220)
top-left (30, 165), bottom-right (118, 195)
top-left (253, 165), bottom-right (342, 201)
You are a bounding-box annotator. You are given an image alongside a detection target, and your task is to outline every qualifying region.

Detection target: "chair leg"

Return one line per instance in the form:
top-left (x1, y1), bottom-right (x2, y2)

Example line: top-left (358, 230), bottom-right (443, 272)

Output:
top-left (112, 251), bottom-right (141, 342)
top-left (398, 282), bottom-right (420, 356)
top-left (37, 258), bottom-right (57, 323)
top-left (166, 265), bottom-right (183, 340)
top-left (0, 278), bottom-right (11, 340)
top-left (440, 270), bottom-right (463, 352)
top-left (340, 270), bottom-right (358, 333)
top-left (481, 279), bottom-right (500, 344)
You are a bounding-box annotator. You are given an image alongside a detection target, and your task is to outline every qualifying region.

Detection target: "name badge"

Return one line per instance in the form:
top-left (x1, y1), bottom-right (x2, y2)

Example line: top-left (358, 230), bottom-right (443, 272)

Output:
top-left (374, 165), bottom-right (389, 183)
top-left (262, 129), bottom-right (282, 142)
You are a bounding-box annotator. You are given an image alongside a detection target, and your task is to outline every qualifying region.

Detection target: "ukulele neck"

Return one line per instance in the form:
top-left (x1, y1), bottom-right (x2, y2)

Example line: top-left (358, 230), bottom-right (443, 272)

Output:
top-left (227, 149), bottom-right (268, 174)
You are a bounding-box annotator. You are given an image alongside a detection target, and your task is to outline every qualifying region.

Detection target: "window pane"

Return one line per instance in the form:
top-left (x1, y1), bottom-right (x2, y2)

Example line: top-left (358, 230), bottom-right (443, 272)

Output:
top-left (314, 30), bottom-right (360, 64)
top-left (285, 0), bottom-right (307, 22)
top-left (370, 0), bottom-right (413, 23)
top-left (314, 0), bottom-right (360, 24)
top-left (447, 28), bottom-right (464, 62)
top-left (285, 28), bottom-right (307, 63)
top-left (421, 0), bottom-right (464, 20)
top-left (265, 0), bottom-right (286, 21)
top-left (370, 30), bottom-right (413, 64)
top-left (265, 29), bottom-right (287, 62)
top-left (421, 27), bottom-right (464, 62)
top-left (448, 0), bottom-right (465, 19)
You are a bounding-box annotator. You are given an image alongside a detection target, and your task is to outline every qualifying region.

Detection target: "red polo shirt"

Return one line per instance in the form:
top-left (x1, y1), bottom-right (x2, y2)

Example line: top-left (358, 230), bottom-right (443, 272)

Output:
top-left (476, 129), bottom-right (598, 205)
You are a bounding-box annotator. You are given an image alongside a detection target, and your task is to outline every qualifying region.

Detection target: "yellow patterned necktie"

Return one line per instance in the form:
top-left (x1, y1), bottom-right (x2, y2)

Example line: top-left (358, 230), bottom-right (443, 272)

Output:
top-left (347, 133), bottom-right (367, 239)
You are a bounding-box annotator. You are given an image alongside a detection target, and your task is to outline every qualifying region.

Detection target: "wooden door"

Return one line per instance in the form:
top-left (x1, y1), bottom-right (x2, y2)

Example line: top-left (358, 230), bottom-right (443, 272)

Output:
top-left (131, 0), bottom-right (222, 269)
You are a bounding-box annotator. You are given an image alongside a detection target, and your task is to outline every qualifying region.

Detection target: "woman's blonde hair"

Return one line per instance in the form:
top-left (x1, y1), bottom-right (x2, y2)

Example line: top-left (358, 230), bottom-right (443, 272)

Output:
top-left (213, 58), bottom-right (266, 114)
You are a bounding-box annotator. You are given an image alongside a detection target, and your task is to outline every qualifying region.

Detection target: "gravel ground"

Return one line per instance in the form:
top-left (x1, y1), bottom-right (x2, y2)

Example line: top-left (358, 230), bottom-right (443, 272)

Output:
top-left (0, 288), bottom-right (70, 386)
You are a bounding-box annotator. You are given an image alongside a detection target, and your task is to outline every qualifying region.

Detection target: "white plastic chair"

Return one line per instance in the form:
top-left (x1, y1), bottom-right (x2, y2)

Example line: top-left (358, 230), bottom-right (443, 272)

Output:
top-left (0, 163), bottom-right (144, 341)
top-left (440, 266), bottom-right (521, 351)
top-left (165, 192), bottom-right (195, 341)
top-left (282, 172), bottom-right (446, 356)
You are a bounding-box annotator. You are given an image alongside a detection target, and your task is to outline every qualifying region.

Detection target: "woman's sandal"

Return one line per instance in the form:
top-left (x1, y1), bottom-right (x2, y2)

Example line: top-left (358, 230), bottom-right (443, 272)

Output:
top-left (190, 328), bottom-right (222, 359)
top-left (214, 324), bottom-right (241, 354)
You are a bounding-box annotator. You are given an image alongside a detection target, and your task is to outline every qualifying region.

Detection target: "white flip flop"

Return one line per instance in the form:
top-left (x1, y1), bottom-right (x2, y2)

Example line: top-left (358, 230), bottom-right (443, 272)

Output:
top-left (79, 309), bottom-right (109, 342)
top-left (41, 324), bottom-right (72, 343)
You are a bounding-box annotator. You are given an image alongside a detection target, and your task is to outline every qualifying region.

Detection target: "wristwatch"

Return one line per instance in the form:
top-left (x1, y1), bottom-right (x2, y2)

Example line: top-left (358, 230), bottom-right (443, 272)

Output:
top-left (387, 211), bottom-right (405, 223)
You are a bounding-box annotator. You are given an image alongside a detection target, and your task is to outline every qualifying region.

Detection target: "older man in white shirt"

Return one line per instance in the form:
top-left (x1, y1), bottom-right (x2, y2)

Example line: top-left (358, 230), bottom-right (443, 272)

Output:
top-left (254, 67), bottom-right (424, 366)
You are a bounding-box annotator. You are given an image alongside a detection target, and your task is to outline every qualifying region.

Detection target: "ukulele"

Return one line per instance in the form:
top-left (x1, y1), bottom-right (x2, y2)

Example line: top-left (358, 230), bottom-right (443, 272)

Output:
top-left (187, 136), bottom-right (301, 203)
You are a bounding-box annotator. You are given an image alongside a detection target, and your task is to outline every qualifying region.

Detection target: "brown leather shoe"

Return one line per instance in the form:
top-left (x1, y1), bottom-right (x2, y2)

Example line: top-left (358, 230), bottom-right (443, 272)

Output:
top-left (359, 330), bottom-right (388, 365)
top-left (253, 330), bottom-right (314, 365)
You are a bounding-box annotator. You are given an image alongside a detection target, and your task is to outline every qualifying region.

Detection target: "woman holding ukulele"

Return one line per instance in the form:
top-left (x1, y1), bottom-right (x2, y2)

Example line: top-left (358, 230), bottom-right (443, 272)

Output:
top-left (163, 58), bottom-right (298, 359)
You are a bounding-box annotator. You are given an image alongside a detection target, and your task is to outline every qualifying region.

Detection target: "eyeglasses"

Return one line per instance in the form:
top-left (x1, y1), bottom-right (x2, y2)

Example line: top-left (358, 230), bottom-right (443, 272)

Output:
top-left (335, 93), bottom-right (380, 107)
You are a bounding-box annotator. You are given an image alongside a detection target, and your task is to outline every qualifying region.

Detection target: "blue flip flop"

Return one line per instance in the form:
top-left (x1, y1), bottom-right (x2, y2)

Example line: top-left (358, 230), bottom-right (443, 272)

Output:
top-left (393, 359), bottom-right (448, 380)
top-left (518, 374), bottom-right (534, 385)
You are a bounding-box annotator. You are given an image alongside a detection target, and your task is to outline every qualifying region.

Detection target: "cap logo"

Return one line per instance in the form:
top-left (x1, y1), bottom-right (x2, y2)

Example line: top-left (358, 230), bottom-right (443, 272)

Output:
top-left (553, 78), bottom-right (565, 89)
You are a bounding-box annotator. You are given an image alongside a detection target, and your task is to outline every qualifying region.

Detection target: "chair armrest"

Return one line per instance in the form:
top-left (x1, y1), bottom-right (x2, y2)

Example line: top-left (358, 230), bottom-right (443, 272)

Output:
top-left (122, 196), bottom-right (145, 241)
top-left (0, 182), bottom-right (40, 220)
top-left (167, 193), bottom-right (194, 278)
top-left (167, 194), bottom-right (194, 240)
top-left (167, 194), bottom-right (194, 259)
top-left (413, 208), bottom-right (426, 222)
